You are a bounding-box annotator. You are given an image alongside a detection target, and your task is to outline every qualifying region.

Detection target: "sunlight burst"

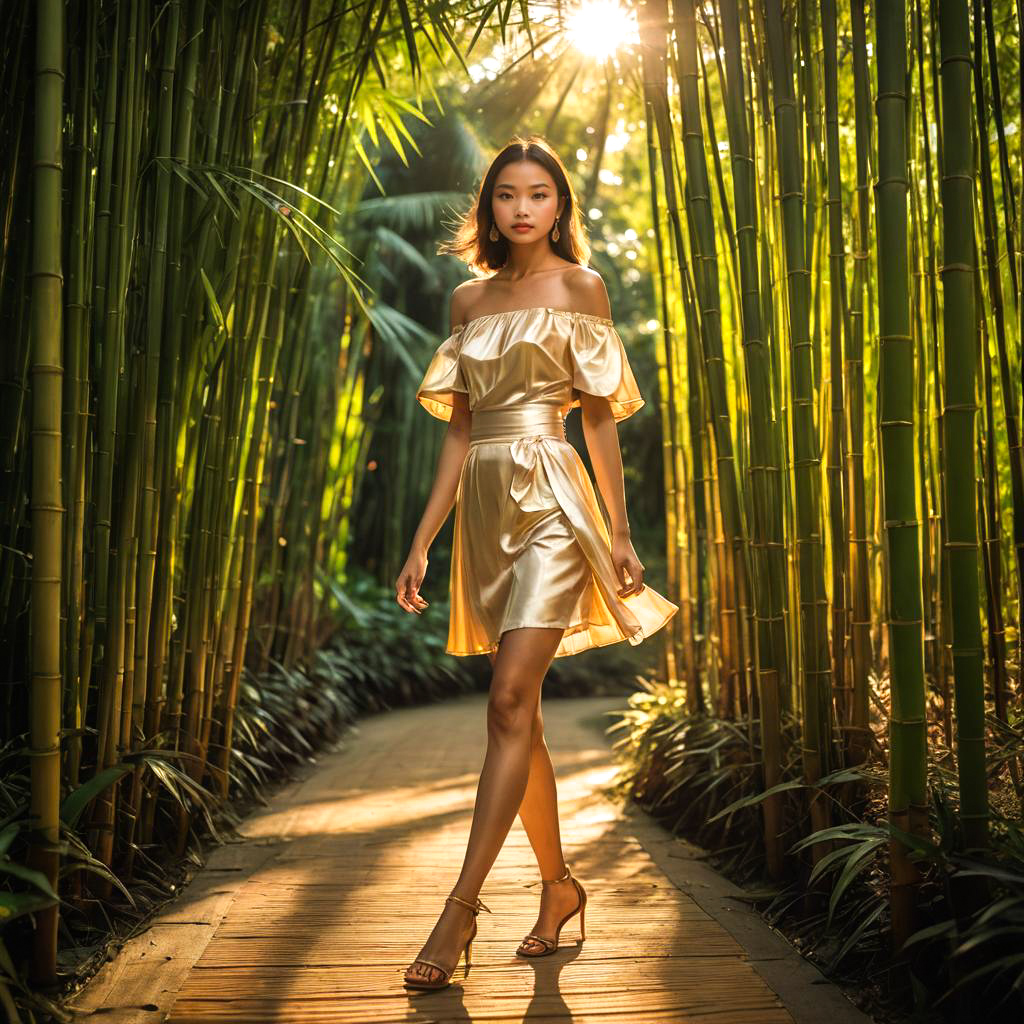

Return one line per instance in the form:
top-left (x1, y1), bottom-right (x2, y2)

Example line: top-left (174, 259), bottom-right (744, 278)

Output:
top-left (566, 1), bottom-right (638, 60)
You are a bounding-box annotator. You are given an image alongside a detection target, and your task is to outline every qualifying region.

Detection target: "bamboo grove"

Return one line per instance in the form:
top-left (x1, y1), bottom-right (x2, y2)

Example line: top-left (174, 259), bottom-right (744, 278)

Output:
top-left (634, 0), bottom-right (1022, 962)
top-left (1, 0), bottom-right (1022, 1005)
top-left (0, 0), bottom-right (502, 990)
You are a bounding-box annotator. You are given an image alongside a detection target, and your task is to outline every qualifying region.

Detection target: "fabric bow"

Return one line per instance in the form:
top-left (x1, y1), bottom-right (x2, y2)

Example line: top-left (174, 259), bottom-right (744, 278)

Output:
top-left (509, 436), bottom-right (560, 513)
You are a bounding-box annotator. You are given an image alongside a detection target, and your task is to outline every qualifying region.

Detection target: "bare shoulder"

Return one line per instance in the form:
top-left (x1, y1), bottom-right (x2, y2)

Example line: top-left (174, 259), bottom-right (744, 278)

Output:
top-left (449, 279), bottom-right (488, 332)
top-left (565, 266), bottom-right (612, 319)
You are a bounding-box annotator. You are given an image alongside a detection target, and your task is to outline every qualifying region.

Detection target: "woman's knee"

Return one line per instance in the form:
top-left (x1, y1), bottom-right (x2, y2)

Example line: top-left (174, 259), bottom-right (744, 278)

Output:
top-left (487, 682), bottom-right (535, 736)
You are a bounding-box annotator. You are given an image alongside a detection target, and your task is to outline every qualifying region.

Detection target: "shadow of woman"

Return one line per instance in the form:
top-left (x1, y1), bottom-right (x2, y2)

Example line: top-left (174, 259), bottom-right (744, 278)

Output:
top-left (518, 941), bottom-right (586, 1019)
top-left (405, 976), bottom-right (473, 1022)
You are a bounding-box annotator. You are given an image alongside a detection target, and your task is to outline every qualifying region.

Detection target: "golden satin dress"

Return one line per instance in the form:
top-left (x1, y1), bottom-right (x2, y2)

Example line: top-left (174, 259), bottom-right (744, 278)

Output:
top-left (416, 305), bottom-right (679, 659)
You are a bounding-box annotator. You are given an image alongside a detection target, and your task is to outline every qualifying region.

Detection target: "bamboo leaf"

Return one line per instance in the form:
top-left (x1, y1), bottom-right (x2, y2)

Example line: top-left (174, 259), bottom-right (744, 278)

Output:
top-left (0, 891), bottom-right (57, 923)
top-left (59, 765), bottom-right (133, 828)
top-left (830, 900), bottom-right (886, 969)
top-left (0, 824), bottom-right (21, 857)
top-left (826, 839), bottom-right (885, 926)
top-left (706, 778), bottom-right (808, 822)
top-left (0, 858), bottom-right (59, 900)
top-left (200, 268), bottom-right (227, 334)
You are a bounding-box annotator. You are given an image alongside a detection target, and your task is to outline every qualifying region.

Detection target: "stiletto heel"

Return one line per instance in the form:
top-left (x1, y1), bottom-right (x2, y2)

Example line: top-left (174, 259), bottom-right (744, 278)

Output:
top-left (404, 893), bottom-right (492, 990)
top-left (515, 863), bottom-right (587, 957)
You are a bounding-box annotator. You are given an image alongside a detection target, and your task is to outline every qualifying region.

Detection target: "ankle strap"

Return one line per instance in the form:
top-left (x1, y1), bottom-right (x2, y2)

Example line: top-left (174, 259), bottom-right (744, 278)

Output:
top-left (447, 892), bottom-right (492, 915)
top-left (541, 864), bottom-right (571, 885)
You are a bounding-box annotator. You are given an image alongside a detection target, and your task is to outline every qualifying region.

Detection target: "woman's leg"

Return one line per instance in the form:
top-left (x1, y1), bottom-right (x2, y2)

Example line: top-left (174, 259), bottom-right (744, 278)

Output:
top-left (515, 692), bottom-right (567, 877)
top-left (502, 659), bottom-right (582, 952)
top-left (404, 625), bottom-right (564, 984)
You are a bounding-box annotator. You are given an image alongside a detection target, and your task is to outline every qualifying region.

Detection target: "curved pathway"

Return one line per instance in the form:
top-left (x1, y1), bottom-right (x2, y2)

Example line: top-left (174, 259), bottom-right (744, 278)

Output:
top-left (71, 694), bottom-right (873, 1023)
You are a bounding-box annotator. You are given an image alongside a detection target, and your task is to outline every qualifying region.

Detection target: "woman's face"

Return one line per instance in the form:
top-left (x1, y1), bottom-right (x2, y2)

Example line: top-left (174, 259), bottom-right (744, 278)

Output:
top-left (490, 160), bottom-right (564, 244)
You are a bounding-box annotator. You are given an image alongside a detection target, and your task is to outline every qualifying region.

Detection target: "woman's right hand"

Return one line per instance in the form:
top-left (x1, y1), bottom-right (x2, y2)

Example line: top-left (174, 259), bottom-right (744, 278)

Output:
top-left (395, 548), bottom-right (430, 613)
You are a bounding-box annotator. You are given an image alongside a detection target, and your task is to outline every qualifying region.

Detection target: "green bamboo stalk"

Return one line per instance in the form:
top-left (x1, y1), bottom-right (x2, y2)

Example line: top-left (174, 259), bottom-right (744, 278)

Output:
top-left (847, 0), bottom-right (873, 766)
top-left (216, 289), bottom-right (286, 795)
top-left (971, 0), bottom-right (1011, 724)
top-left (642, 86), bottom-right (686, 685)
top-left (141, 0), bottom-right (207, 849)
top-left (916, 0), bottom-right (953, 748)
top-left (720, 0), bottom-right (788, 878)
top-left (28, 0), bottom-right (64, 984)
top-left (745, 0), bottom-right (796, 715)
top-left (875, 0), bottom-right (930, 950)
top-left (937, 0), bottom-right (988, 854)
top-left (820, 0), bottom-right (850, 735)
top-left (92, 0), bottom-right (146, 884)
top-left (978, 274), bottom-right (1008, 729)
top-left (87, 0), bottom-right (124, 757)
top-left (675, 0), bottom-right (750, 708)
top-left (909, 146), bottom-right (933, 683)
top-left (981, 0), bottom-right (1018, 303)
top-left (63, 0), bottom-right (97, 789)
top-left (974, 0), bottom-right (1024, 708)
top-left (120, 0), bottom-right (181, 879)
top-left (763, 0), bottom-right (834, 846)
top-left (638, 0), bottom-right (708, 703)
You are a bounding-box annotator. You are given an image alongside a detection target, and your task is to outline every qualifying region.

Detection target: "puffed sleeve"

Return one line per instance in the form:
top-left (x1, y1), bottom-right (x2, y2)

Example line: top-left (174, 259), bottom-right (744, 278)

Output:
top-left (415, 325), bottom-right (469, 421)
top-left (568, 315), bottom-right (645, 422)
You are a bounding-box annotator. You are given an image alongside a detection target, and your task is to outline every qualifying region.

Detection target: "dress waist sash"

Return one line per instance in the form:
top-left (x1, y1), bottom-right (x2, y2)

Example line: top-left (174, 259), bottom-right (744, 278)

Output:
top-left (469, 402), bottom-right (566, 445)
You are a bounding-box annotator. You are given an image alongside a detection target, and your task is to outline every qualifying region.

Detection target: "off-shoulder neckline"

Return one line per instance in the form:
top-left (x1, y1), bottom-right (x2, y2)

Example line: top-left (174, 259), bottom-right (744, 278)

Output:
top-left (454, 306), bottom-right (615, 333)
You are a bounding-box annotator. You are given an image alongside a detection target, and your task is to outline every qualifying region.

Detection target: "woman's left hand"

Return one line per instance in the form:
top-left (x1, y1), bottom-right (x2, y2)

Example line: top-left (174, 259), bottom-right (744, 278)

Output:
top-left (611, 533), bottom-right (645, 597)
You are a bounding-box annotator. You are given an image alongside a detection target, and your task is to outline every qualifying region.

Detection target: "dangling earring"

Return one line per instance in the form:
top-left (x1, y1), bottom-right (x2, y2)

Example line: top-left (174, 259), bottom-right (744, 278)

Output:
top-left (489, 223), bottom-right (500, 242)
top-left (551, 218), bottom-right (560, 243)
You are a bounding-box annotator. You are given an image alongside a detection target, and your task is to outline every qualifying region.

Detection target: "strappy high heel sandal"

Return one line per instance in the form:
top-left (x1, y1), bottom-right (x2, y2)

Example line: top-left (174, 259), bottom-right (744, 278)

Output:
top-left (515, 863), bottom-right (587, 957)
top-left (403, 892), bottom-right (492, 990)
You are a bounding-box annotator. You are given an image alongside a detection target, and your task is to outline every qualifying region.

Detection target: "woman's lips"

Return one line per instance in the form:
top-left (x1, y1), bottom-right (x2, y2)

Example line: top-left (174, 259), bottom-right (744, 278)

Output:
top-left (513, 224), bottom-right (533, 232)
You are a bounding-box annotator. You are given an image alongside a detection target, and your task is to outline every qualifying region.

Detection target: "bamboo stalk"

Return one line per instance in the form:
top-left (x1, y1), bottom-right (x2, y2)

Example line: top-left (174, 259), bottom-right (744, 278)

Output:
top-left (937, 0), bottom-right (988, 855)
top-left (874, 0), bottom-right (930, 951)
top-left (720, 0), bottom-right (787, 878)
top-left (28, 0), bottom-right (64, 984)
top-left (763, 0), bottom-right (834, 855)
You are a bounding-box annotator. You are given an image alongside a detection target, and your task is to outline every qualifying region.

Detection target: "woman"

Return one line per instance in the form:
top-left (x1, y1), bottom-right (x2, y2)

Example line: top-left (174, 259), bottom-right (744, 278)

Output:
top-left (395, 136), bottom-right (678, 990)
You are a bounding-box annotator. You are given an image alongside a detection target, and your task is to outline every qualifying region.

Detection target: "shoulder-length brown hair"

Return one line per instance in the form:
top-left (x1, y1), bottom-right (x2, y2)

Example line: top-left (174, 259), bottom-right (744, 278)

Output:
top-left (439, 135), bottom-right (591, 276)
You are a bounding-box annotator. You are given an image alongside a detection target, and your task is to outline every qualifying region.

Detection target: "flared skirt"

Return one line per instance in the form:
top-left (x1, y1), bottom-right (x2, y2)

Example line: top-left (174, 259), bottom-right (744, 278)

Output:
top-left (445, 412), bottom-right (678, 659)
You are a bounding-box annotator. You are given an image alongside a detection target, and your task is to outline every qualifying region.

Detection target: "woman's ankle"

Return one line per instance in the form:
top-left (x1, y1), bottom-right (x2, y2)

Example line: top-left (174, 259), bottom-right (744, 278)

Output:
top-left (447, 889), bottom-right (479, 909)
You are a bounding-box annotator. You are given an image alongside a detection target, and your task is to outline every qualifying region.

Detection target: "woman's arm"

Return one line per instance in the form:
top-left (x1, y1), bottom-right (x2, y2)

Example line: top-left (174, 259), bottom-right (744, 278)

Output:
top-left (571, 270), bottom-right (646, 598)
top-left (408, 395), bottom-right (470, 547)
top-left (580, 394), bottom-right (645, 597)
top-left (396, 296), bottom-right (473, 613)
